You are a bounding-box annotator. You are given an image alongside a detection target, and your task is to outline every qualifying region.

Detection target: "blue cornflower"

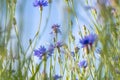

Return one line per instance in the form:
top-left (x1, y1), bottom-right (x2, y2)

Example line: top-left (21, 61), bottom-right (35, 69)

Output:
top-left (51, 24), bottom-right (61, 34)
top-left (80, 34), bottom-right (97, 48)
top-left (33, 0), bottom-right (48, 7)
top-left (34, 46), bottom-right (46, 59)
top-left (78, 60), bottom-right (87, 68)
top-left (53, 75), bottom-right (62, 80)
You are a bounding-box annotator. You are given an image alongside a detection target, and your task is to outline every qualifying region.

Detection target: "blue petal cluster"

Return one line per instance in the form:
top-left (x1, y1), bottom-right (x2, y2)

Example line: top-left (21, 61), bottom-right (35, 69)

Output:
top-left (51, 24), bottom-right (61, 34)
top-left (33, 0), bottom-right (48, 7)
top-left (34, 46), bottom-right (46, 59)
top-left (55, 41), bottom-right (63, 48)
top-left (80, 34), bottom-right (97, 48)
top-left (34, 41), bottom-right (64, 59)
top-left (78, 60), bottom-right (87, 68)
top-left (47, 44), bottom-right (55, 56)
top-left (53, 75), bottom-right (62, 80)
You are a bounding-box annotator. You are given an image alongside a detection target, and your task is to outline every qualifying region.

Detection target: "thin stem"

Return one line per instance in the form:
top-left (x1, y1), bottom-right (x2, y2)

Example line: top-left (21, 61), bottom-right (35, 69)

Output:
top-left (25, 10), bottom-right (43, 54)
top-left (14, 24), bottom-right (24, 55)
top-left (70, 0), bottom-right (83, 37)
top-left (86, 55), bottom-right (94, 80)
top-left (39, 4), bottom-right (52, 39)
top-left (43, 56), bottom-right (47, 80)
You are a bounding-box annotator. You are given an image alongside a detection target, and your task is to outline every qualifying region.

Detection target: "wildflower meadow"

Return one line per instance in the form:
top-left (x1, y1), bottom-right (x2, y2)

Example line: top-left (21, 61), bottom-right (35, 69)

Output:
top-left (0, 0), bottom-right (120, 80)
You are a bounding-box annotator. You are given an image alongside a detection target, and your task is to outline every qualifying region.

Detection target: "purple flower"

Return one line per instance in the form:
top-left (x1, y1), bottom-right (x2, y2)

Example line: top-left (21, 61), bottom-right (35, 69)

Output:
top-left (55, 41), bottom-right (63, 48)
top-left (78, 60), bottom-right (87, 68)
top-left (47, 44), bottom-right (55, 56)
top-left (53, 75), bottom-right (62, 80)
top-left (80, 34), bottom-right (97, 48)
top-left (34, 46), bottom-right (46, 59)
top-left (51, 24), bottom-right (61, 34)
top-left (33, 0), bottom-right (48, 7)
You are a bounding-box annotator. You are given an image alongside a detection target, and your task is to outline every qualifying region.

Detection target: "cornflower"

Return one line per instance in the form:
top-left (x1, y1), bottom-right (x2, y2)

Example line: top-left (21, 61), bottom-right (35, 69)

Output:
top-left (53, 75), bottom-right (62, 80)
top-left (33, 0), bottom-right (48, 8)
top-left (51, 24), bottom-right (61, 34)
top-left (78, 60), bottom-right (88, 68)
top-left (34, 46), bottom-right (46, 59)
top-left (55, 41), bottom-right (63, 48)
top-left (79, 33), bottom-right (97, 48)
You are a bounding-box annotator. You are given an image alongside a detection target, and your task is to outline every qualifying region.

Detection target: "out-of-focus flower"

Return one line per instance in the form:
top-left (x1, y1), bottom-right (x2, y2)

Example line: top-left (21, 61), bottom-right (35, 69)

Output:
top-left (47, 44), bottom-right (55, 56)
top-left (33, 0), bottom-right (48, 7)
top-left (51, 24), bottom-right (61, 34)
top-left (71, 52), bottom-right (75, 57)
top-left (55, 41), bottom-right (63, 53)
top-left (76, 78), bottom-right (78, 80)
top-left (88, 34), bottom-right (97, 45)
top-left (55, 41), bottom-right (63, 48)
top-left (53, 75), bottom-right (62, 80)
top-left (78, 60), bottom-right (88, 68)
top-left (79, 34), bottom-right (97, 48)
top-left (34, 46), bottom-right (46, 59)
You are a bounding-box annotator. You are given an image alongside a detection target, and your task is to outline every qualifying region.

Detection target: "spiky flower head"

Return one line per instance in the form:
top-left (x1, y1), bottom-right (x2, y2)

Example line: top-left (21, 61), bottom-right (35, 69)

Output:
top-left (79, 33), bottom-right (97, 48)
top-left (33, 0), bottom-right (48, 8)
top-left (51, 24), bottom-right (61, 34)
top-left (53, 75), bottom-right (62, 80)
top-left (34, 46), bottom-right (46, 59)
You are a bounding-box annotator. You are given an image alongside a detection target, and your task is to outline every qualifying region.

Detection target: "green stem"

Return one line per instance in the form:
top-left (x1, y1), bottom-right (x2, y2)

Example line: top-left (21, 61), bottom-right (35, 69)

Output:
top-left (25, 10), bottom-right (43, 54)
top-left (43, 56), bottom-right (47, 80)
top-left (69, 0), bottom-right (83, 37)
top-left (50, 57), bottom-right (52, 80)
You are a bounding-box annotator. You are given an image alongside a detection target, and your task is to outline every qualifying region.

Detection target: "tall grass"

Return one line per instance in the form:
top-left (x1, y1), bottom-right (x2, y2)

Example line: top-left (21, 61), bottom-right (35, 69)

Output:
top-left (0, 0), bottom-right (120, 80)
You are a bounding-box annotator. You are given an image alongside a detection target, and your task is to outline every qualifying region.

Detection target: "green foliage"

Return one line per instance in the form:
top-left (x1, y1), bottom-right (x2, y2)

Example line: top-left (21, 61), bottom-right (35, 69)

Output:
top-left (0, 0), bottom-right (120, 80)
